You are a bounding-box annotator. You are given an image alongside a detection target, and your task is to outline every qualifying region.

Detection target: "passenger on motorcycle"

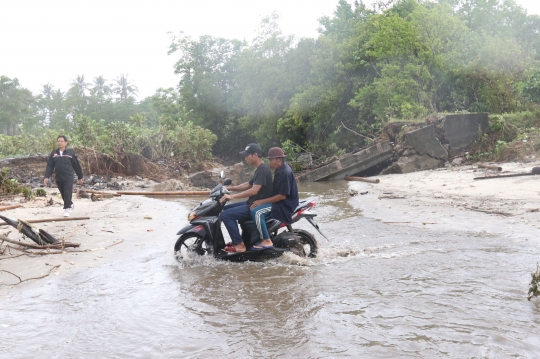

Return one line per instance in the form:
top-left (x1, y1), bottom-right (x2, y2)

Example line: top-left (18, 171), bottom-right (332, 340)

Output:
top-left (249, 147), bottom-right (299, 250)
top-left (219, 143), bottom-right (273, 253)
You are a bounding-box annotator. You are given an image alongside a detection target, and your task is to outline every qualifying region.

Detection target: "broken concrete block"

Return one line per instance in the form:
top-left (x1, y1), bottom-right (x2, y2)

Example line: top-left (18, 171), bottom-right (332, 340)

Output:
top-left (405, 125), bottom-right (448, 159)
top-left (383, 154), bottom-right (444, 174)
top-left (443, 113), bottom-right (489, 156)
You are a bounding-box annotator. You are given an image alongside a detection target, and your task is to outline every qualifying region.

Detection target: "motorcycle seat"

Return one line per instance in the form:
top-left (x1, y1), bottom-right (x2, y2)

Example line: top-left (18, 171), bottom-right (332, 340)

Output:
top-left (240, 218), bottom-right (282, 232)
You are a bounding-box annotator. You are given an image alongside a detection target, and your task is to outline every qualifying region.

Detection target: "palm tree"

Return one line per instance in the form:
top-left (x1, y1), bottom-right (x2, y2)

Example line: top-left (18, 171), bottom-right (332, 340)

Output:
top-left (91, 75), bottom-right (112, 98)
top-left (113, 74), bottom-right (139, 102)
top-left (38, 83), bottom-right (55, 126)
top-left (41, 83), bottom-right (54, 99)
top-left (69, 75), bottom-right (90, 98)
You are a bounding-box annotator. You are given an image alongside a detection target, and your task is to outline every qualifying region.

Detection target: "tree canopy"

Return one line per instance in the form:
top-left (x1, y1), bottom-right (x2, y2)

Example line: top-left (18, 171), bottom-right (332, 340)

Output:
top-left (2, 0), bottom-right (539, 159)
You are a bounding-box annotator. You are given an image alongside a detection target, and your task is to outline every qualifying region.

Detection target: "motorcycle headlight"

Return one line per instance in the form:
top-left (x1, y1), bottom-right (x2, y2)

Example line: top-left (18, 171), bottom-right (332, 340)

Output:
top-left (188, 211), bottom-right (196, 221)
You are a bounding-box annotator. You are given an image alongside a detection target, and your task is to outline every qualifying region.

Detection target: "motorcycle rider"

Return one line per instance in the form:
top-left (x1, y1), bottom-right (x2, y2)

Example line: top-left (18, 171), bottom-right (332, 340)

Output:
top-left (249, 147), bottom-right (299, 250)
top-left (219, 143), bottom-right (273, 253)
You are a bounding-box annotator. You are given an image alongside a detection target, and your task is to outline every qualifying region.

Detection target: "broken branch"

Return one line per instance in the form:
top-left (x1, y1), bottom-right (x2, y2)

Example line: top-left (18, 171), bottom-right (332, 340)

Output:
top-left (340, 121), bottom-right (374, 142)
top-left (0, 216), bottom-right (90, 226)
top-left (0, 265), bottom-right (60, 286)
top-left (0, 235), bottom-right (80, 249)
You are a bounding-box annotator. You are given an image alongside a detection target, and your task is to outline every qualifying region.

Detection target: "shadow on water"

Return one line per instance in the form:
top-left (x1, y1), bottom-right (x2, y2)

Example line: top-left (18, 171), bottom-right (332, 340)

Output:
top-left (2, 181), bottom-right (540, 358)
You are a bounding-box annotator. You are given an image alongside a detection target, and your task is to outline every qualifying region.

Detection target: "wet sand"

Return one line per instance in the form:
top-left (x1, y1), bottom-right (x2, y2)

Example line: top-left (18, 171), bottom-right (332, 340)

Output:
top-left (0, 188), bottom-right (192, 288)
top-left (349, 162), bottom-right (540, 241)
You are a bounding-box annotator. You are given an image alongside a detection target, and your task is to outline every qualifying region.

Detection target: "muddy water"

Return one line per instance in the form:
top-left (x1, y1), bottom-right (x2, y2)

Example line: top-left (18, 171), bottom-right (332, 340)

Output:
top-left (2, 181), bottom-right (540, 358)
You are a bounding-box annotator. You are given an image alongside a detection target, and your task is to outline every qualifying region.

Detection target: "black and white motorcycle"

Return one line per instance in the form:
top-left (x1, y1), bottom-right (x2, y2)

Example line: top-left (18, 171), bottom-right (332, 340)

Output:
top-left (174, 175), bottom-right (325, 262)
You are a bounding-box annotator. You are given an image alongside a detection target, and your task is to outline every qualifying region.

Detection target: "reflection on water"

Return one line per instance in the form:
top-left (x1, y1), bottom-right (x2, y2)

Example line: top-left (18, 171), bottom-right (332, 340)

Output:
top-left (2, 181), bottom-right (540, 358)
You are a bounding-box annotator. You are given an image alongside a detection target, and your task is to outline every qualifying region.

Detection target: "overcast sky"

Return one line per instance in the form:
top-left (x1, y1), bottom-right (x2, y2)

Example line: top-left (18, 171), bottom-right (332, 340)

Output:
top-left (2, 0), bottom-right (539, 99)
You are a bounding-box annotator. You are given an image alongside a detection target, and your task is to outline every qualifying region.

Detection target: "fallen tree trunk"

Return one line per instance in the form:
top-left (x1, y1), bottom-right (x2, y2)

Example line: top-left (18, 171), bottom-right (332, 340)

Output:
top-left (0, 235), bottom-right (80, 249)
top-left (83, 190), bottom-right (121, 196)
top-left (116, 191), bottom-right (210, 196)
top-left (473, 173), bottom-right (537, 180)
top-left (0, 216), bottom-right (90, 226)
top-left (0, 205), bottom-right (23, 211)
top-left (345, 175), bottom-right (380, 184)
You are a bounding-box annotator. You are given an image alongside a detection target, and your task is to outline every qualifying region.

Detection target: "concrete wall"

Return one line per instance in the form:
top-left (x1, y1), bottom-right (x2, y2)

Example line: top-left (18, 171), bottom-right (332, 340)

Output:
top-left (443, 113), bottom-right (489, 157)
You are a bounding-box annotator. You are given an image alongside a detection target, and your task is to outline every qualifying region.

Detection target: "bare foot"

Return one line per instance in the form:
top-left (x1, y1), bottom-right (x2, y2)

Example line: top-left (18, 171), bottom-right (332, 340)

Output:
top-left (234, 243), bottom-right (246, 252)
top-left (258, 239), bottom-right (273, 247)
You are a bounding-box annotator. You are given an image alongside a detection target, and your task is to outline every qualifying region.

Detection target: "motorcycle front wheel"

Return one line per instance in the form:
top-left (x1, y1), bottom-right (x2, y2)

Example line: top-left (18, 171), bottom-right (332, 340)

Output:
top-left (293, 229), bottom-right (318, 258)
top-left (174, 234), bottom-right (213, 260)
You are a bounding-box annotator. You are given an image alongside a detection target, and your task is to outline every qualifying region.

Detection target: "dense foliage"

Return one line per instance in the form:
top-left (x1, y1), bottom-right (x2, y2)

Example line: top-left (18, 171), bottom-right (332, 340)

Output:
top-left (2, 0), bottom-right (540, 160)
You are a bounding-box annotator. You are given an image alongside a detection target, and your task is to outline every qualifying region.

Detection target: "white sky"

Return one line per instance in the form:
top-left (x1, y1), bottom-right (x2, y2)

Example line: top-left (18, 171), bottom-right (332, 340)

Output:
top-left (1, 0), bottom-right (539, 99)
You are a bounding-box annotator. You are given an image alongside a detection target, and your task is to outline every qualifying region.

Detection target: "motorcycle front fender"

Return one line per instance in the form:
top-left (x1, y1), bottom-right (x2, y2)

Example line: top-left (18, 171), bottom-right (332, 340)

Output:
top-left (176, 224), bottom-right (207, 237)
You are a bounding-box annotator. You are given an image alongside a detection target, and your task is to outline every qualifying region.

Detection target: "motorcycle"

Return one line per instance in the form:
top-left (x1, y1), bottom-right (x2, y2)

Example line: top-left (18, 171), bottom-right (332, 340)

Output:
top-left (174, 175), bottom-right (326, 262)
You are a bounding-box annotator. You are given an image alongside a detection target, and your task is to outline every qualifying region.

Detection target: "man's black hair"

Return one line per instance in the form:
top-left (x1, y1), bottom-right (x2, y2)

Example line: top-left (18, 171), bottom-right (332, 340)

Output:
top-left (57, 135), bottom-right (68, 142)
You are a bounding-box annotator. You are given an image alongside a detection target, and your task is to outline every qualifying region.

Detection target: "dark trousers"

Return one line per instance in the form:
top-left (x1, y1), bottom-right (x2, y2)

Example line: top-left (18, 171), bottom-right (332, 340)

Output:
top-left (220, 201), bottom-right (252, 245)
top-left (56, 180), bottom-right (74, 209)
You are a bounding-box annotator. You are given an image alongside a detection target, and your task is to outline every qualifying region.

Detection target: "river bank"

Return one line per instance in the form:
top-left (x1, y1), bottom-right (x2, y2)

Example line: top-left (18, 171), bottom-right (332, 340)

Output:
top-left (0, 188), bottom-right (193, 290)
top-left (348, 161), bottom-right (540, 241)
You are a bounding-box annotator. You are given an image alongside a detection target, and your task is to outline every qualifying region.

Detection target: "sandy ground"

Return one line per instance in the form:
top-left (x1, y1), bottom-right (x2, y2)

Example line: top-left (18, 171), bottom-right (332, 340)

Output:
top-left (349, 162), bottom-right (540, 241)
top-left (0, 187), bottom-right (193, 290)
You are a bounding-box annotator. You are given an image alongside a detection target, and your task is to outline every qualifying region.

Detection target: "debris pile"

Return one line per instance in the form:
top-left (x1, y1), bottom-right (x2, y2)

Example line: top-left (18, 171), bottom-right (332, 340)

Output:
top-left (528, 263), bottom-right (540, 301)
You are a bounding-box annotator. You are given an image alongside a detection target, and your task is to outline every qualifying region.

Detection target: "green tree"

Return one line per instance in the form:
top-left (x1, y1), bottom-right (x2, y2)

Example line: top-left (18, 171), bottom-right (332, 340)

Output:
top-left (0, 76), bottom-right (36, 135)
top-left (113, 74), bottom-right (139, 102)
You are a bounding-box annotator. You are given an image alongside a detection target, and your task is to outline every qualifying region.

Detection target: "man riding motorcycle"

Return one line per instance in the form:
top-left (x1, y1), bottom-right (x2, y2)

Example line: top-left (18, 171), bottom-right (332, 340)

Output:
top-left (219, 143), bottom-right (273, 253)
top-left (249, 147), bottom-right (299, 250)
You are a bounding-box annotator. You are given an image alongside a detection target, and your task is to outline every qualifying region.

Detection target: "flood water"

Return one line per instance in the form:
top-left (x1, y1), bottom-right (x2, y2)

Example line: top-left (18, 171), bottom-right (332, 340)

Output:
top-left (1, 181), bottom-right (540, 358)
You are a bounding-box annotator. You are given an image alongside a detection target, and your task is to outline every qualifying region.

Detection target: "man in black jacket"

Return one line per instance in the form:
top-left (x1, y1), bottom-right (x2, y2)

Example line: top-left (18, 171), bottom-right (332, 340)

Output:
top-left (218, 143), bottom-right (273, 253)
top-left (44, 135), bottom-right (84, 217)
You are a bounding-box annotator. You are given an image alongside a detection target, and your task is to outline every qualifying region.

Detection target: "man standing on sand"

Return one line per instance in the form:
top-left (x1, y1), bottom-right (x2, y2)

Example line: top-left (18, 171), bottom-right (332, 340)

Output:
top-left (219, 143), bottom-right (273, 253)
top-left (249, 147), bottom-right (299, 249)
top-left (44, 135), bottom-right (84, 217)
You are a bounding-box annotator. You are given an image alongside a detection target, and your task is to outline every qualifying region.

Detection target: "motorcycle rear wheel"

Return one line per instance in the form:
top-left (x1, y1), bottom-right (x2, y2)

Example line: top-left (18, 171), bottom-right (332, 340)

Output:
top-left (174, 234), bottom-right (213, 260)
top-left (292, 229), bottom-right (317, 258)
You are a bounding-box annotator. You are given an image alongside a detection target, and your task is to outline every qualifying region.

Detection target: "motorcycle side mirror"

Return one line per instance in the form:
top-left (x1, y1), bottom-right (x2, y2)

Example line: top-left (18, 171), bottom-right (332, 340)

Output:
top-left (223, 178), bottom-right (232, 186)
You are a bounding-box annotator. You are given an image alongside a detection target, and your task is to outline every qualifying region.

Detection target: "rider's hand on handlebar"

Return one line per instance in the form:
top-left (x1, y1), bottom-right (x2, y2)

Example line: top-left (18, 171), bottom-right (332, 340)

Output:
top-left (220, 194), bottom-right (232, 203)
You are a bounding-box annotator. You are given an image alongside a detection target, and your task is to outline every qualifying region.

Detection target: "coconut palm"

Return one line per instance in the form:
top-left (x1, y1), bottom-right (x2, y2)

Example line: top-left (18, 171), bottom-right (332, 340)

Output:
top-left (69, 75), bottom-right (90, 98)
top-left (38, 83), bottom-right (55, 126)
top-left (41, 83), bottom-right (54, 99)
top-left (91, 75), bottom-right (112, 98)
top-left (113, 74), bottom-right (139, 102)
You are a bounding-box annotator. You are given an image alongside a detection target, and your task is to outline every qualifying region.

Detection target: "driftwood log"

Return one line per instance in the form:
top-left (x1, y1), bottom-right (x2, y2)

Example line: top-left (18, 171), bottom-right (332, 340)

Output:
top-left (0, 205), bottom-right (23, 211)
top-left (116, 191), bottom-right (210, 196)
top-left (0, 216), bottom-right (90, 226)
top-left (345, 175), bottom-right (380, 184)
top-left (473, 173), bottom-right (538, 180)
top-left (83, 189), bottom-right (121, 196)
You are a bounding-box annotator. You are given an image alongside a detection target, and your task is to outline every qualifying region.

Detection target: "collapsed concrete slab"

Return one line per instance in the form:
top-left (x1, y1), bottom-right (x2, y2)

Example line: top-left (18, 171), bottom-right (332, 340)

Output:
top-left (405, 125), bottom-right (448, 159)
top-left (381, 154), bottom-right (444, 174)
top-left (443, 113), bottom-right (489, 156)
top-left (379, 112), bottom-right (490, 174)
top-left (297, 142), bottom-right (393, 182)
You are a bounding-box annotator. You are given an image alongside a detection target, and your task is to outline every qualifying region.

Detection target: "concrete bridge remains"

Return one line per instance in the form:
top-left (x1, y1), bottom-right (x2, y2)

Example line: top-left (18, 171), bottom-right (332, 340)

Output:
top-left (297, 141), bottom-right (393, 182)
top-left (298, 113), bottom-right (489, 181)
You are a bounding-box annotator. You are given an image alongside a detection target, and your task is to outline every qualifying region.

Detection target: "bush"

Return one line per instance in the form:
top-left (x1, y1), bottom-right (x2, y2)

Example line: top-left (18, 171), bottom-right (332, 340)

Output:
top-left (1, 114), bottom-right (218, 165)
